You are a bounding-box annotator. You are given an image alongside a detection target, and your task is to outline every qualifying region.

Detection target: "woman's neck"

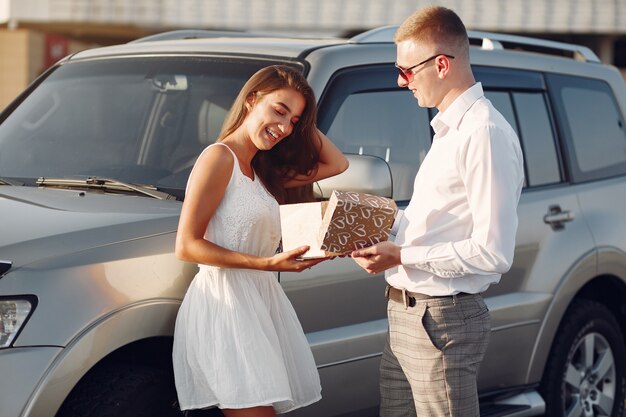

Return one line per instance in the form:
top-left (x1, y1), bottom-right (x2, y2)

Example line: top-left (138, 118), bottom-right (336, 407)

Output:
top-left (221, 134), bottom-right (257, 177)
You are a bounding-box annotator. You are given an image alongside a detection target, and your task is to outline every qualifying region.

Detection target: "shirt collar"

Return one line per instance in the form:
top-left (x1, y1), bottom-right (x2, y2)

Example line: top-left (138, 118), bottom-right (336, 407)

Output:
top-left (430, 82), bottom-right (484, 136)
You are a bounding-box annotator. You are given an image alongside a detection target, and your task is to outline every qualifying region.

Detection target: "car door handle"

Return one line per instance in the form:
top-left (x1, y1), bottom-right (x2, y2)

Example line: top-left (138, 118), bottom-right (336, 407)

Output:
top-left (543, 205), bottom-right (574, 231)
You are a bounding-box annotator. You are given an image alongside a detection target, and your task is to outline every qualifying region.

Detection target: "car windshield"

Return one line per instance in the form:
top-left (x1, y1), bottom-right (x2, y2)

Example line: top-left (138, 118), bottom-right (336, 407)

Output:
top-left (0, 56), bottom-right (289, 196)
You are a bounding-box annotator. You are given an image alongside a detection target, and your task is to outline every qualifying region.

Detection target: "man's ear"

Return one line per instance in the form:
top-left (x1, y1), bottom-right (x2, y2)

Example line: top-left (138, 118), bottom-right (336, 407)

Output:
top-left (436, 55), bottom-right (451, 79)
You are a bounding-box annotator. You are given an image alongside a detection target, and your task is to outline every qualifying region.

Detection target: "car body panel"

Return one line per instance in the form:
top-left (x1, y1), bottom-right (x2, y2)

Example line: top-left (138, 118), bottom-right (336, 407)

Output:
top-left (0, 187), bottom-right (180, 268)
top-left (0, 346), bottom-right (62, 417)
top-left (21, 303), bottom-right (181, 417)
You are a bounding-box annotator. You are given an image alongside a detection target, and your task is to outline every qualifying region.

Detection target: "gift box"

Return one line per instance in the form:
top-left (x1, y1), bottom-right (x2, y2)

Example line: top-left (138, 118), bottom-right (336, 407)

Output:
top-left (279, 190), bottom-right (397, 259)
top-left (279, 200), bottom-right (330, 259)
top-left (319, 190), bottom-right (398, 254)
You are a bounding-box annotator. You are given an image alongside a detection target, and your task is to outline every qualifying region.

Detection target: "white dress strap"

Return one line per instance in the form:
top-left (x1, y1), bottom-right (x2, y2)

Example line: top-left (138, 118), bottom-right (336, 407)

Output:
top-left (209, 142), bottom-right (255, 181)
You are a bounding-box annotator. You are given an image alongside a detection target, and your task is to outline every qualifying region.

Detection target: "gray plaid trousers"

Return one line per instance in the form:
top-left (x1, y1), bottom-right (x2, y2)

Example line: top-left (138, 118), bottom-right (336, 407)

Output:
top-left (379, 293), bottom-right (491, 417)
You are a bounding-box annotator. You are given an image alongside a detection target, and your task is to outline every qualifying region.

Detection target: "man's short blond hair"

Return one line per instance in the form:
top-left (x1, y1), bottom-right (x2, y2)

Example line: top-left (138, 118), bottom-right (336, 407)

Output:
top-left (395, 6), bottom-right (469, 57)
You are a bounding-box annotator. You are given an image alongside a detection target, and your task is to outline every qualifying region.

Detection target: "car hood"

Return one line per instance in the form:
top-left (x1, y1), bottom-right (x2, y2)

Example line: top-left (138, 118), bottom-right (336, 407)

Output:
top-left (0, 186), bottom-right (181, 269)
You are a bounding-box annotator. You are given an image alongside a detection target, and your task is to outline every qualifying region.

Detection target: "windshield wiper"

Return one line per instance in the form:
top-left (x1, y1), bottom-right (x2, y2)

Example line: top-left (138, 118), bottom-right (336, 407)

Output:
top-left (36, 176), bottom-right (177, 200)
top-left (0, 177), bottom-right (22, 186)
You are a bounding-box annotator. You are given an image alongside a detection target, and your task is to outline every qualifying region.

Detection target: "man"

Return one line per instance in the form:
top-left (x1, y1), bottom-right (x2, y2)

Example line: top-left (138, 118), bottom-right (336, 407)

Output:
top-left (350, 6), bottom-right (524, 417)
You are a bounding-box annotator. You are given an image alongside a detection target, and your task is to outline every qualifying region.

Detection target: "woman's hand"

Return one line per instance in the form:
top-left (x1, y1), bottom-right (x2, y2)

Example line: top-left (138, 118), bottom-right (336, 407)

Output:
top-left (266, 246), bottom-right (329, 272)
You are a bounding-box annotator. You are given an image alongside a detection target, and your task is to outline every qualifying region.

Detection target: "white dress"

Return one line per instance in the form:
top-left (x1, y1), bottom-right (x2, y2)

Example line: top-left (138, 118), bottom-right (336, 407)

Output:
top-left (172, 143), bottom-right (321, 413)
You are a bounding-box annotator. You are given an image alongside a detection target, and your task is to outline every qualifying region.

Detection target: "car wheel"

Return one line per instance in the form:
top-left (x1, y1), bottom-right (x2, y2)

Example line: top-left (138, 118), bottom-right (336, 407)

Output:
top-left (540, 299), bottom-right (626, 417)
top-left (56, 362), bottom-right (184, 417)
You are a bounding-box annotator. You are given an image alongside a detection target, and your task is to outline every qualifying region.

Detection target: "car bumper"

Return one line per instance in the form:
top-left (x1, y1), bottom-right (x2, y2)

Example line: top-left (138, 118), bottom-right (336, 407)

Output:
top-left (0, 346), bottom-right (62, 417)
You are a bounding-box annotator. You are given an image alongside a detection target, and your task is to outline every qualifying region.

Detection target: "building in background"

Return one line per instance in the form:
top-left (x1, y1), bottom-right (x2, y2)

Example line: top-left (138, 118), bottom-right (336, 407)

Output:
top-left (1, 0), bottom-right (625, 108)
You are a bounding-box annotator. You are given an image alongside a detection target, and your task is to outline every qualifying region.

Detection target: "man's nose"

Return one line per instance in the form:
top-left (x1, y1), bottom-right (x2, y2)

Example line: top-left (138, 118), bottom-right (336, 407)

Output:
top-left (397, 74), bottom-right (409, 88)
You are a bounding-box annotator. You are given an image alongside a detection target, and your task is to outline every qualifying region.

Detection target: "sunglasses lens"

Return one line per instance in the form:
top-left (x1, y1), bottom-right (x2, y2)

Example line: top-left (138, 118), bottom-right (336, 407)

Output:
top-left (397, 68), bottom-right (409, 81)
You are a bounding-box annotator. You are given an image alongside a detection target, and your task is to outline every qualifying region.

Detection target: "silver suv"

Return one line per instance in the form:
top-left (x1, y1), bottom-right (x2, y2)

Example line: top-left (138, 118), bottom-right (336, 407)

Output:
top-left (1, 27), bottom-right (626, 417)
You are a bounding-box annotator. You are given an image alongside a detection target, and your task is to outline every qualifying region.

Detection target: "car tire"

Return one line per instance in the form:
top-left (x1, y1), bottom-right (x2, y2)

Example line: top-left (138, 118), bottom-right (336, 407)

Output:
top-left (56, 362), bottom-right (185, 417)
top-left (540, 299), bottom-right (626, 417)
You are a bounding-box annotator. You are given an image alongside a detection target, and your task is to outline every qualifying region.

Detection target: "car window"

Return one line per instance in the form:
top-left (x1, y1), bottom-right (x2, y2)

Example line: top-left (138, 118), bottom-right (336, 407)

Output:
top-left (513, 92), bottom-right (561, 187)
top-left (485, 89), bottom-right (561, 188)
top-left (319, 66), bottom-right (431, 201)
top-left (547, 74), bottom-right (626, 182)
top-left (0, 57), bottom-right (284, 192)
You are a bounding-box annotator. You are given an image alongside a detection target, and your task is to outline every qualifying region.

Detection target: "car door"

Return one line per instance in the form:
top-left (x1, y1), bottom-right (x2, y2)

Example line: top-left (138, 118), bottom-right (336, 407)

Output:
top-left (546, 73), bottom-right (626, 267)
top-left (475, 67), bottom-right (596, 392)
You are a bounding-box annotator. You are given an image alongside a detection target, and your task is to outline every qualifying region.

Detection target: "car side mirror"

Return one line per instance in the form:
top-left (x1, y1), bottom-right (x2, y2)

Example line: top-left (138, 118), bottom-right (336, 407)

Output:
top-left (314, 153), bottom-right (393, 199)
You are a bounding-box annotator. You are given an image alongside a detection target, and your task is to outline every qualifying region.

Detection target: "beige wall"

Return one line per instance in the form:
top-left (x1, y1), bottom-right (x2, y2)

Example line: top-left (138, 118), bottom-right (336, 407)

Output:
top-left (0, 29), bottom-right (93, 110)
top-left (0, 29), bottom-right (43, 109)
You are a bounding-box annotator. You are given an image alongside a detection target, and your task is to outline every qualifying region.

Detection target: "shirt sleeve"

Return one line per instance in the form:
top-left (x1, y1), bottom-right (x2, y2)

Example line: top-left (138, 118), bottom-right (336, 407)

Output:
top-left (389, 209), bottom-right (404, 240)
top-left (400, 124), bottom-right (524, 278)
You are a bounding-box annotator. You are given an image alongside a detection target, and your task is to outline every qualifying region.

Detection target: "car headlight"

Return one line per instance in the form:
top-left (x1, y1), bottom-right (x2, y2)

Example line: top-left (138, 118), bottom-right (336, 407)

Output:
top-left (0, 297), bottom-right (36, 348)
top-left (0, 261), bottom-right (11, 277)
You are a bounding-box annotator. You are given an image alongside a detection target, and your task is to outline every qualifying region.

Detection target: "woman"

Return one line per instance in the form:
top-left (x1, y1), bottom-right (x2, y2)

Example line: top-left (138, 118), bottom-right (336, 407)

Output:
top-left (173, 65), bottom-right (349, 417)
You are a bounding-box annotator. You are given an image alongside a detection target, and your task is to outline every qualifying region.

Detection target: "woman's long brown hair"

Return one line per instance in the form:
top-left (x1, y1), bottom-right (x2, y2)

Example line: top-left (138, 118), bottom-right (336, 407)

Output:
top-left (218, 65), bottom-right (320, 204)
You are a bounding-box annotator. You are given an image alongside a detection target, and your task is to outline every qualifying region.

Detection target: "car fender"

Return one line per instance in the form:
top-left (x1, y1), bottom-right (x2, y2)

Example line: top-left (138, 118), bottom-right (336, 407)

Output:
top-left (524, 248), bottom-right (597, 383)
top-left (21, 300), bottom-right (180, 417)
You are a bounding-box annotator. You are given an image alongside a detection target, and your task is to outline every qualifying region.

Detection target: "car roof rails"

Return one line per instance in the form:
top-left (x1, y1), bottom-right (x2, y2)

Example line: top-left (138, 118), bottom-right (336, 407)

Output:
top-left (468, 30), bottom-right (600, 63)
top-left (350, 25), bottom-right (600, 63)
top-left (128, 29), bottom-right (270, 43)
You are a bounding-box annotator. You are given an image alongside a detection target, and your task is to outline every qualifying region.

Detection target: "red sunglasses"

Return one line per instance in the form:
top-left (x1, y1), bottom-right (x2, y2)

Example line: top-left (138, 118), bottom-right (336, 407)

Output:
top-left (395, 54), bottom-right (455, 82)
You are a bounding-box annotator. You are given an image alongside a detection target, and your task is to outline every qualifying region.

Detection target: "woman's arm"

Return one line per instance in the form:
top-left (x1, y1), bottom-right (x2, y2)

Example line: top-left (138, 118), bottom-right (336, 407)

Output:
top-left (175, 145), bottom-right (324, 271)
top-left (284, 129), bottom-right (348, 188)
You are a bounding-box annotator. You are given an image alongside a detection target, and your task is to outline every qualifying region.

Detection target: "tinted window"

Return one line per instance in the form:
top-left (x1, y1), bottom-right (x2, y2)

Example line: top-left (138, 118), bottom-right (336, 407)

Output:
top-left (548, 74), bottom-right (626, 182)
top-left (479, 68), bottom-right (562, 189)
top-left (319, 66), bottom-right (431, 201)
top-left (513, 92), bottom-right (561, 186)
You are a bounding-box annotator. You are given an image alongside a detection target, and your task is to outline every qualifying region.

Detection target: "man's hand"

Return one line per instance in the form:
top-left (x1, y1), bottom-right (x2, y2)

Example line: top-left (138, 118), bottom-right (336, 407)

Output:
top-left (350, 241), bottom-right (401, 275)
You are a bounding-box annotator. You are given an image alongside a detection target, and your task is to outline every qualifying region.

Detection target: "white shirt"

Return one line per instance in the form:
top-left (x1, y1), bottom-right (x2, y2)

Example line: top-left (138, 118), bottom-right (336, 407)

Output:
top-left (386, 83), bottom-right (524, 296)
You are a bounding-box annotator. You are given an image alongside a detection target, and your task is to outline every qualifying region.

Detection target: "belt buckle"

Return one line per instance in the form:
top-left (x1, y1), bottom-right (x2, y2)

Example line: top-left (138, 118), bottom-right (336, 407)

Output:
top-left (403, 288), bottom-right (417, 308)
top-left (402, 288), bottom-right (408, 309)
top-left (408, 294), bottom-right (416, 308)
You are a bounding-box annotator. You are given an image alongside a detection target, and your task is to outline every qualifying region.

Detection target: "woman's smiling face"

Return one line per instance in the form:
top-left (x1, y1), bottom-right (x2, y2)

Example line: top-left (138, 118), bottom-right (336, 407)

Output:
top-left (244, 88), bottom-right (306, 151)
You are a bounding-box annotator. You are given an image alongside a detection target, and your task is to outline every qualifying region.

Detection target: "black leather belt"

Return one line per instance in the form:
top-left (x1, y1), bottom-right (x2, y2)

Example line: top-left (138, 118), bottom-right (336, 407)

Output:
top-left (385, 285), bottom-right (471, 307)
